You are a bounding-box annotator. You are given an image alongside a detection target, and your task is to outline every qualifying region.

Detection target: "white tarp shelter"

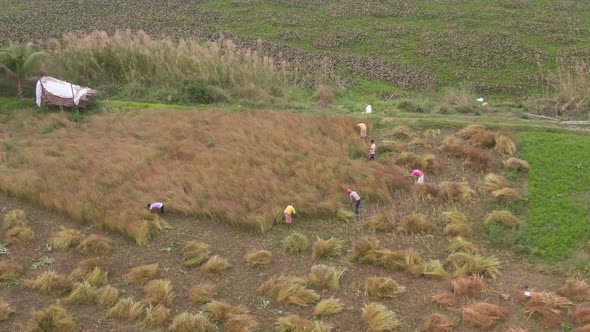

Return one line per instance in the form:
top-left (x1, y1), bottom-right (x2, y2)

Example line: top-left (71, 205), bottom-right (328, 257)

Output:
top-left (35, 76), bottom-right (96, 108)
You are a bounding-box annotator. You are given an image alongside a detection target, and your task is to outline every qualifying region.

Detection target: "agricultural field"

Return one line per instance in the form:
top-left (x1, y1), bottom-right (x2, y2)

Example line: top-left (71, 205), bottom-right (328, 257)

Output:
top-left (1, 0), bottom-right (590, 331)
top-left (2, 0), bottom-right (590, 96)
top-left (0, 106), bottom-right (589, 331)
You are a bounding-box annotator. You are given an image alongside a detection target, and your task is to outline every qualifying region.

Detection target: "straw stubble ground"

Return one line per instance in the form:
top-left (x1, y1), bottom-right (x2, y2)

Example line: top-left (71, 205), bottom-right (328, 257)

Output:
top-left (0, 117), bottom-right (571, 331)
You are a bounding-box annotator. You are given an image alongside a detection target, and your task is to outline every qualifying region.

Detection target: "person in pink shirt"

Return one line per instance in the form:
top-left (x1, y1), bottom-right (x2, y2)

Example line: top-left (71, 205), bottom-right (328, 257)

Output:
top-left (407, 169), bottom-right (425, 184)
top-left (347, 189), bottom-right (361, 216)
top-left (147, 202), bottom-right (164, 213)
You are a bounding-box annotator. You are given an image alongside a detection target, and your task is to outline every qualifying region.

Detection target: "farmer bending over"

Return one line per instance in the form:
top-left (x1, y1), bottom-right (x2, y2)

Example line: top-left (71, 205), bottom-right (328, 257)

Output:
top-left (369, 139), bottom-right (376, 160)
top-left (147, 202), bottom-right (164, 213)
top-left (356, 122), bottom-right (367, 140)
top-left (407, 169), bottom-right (425, 184)
top-left (284, 203), bottom-right (296, 224)
top-left (347, 189), bottom-right (361, 216)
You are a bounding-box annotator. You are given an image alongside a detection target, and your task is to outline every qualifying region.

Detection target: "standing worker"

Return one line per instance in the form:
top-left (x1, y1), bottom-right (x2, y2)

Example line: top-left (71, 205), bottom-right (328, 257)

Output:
top-left (356, 122), bottom-right (367, 140)
top-left (347, 189), bottom-right (361, 216)
top-left (407, 169), bottom-right (425, 184)
top-left (284, 203), bottom-right (296, 224)
top-left (147, 202), bottom-right (165, 214)
top-left (369, 139), bottom-right (376, 160)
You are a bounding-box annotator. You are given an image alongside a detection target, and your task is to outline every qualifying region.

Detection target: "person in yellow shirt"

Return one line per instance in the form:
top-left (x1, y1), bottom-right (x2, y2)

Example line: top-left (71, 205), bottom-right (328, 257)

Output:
top-left (284, 203), bottom-right (296, 224)
top-left (356, 122), bottom-right (367, 140)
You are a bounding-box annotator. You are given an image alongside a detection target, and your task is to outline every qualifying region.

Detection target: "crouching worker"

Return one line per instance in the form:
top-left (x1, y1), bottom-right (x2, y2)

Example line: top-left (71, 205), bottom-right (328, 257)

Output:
top-left (347, 189), bottom-right (361, 216)
top-left (147, 202), bottom-right (164, 214)
top-left (407, 169), bottom-right (425, 184)
top-left (284, 203), bottom-right (296, 224)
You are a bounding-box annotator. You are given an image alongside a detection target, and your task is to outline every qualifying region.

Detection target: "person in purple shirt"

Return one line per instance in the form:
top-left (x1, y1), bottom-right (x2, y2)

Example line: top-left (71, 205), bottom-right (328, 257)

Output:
top-left (147, 202), bottom-right (164, 213)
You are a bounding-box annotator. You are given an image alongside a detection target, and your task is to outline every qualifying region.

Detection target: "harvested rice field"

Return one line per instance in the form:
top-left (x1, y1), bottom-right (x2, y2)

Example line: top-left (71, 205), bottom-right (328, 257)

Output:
top-left (0, 108), bottom-right (588, 331)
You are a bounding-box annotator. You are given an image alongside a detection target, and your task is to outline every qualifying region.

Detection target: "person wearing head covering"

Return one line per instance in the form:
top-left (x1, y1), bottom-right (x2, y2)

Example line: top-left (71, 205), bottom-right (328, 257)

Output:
top-left (147, 202), bottom-right (164, 213)
top-left (407, 169), bottom-right (425, 184)
top-left (369, 139), bottom-right (376, 160)
top-left (347, 189), bottom-right (361, 216)
top-left (356, 122), bottom-right (367, 140)
top-left (284, 203), bottom-right (296, 224)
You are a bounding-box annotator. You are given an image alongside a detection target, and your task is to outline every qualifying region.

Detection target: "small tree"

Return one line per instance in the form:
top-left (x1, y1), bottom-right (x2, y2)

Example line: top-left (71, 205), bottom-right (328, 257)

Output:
top-left (0, 42), bottom-right (48, 100)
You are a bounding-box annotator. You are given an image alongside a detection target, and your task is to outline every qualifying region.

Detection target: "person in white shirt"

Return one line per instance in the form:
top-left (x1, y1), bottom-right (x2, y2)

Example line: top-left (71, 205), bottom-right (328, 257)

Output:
top-left (147, 202), bottom-right (164, 214)
top-left (347, 189), bottom-right (361, 216)
top-left (369, 139), bottom-right (376, 160)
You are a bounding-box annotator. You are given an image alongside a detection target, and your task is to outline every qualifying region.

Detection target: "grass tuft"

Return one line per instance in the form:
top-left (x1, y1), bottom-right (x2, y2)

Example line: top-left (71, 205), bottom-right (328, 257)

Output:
top-left (421, 313), bottom-right (457, 332)
top-left (365, 277), bottom-right (406, 299)
top-left (431, 292), bottom-right (457, 308)
top-left (107, 297), bottom-right (146, 321)
top-left (361, 302), bottom-right (400, 331)
top-left (573, 306), bottom-right (590, 325)
top-left (25, 270), bottom-right (73, 296)
top-left (314, 298), bottom-right (345, 317)
top-left (420, 260), bottom-right (448, 278)
top-left (26, 304), bottom-right (76, 332)
top-left (200, 255), bottom-right (231, 274)
top-left (204, 300), bottom-right (248, 322)
top-left (275, 314), bottom-right (332, 332)
top-left (558, 279), bottom-right (590, 302)
top-left (77, 234), bottom-right (113, 256)
top-left (0, 297), bottom-right (15, 321)
top-left (398, 214), bottom-right (435, 233)
top-left (442, 209), bottom-right (467, 224)
top-left (377, 140), bottom-right (405, 153)
top-left (312, 237), bottom-right (345, 260)
top-left (182, 241), bottom-right (211, 267)
top-left (189, 283), bottom-right (216, 304)
top-left (391, 125), bottom-right (414, 139)
top-left (447, 237), bottom-right (479, 254)
top-left (141, 304), bottom-right (171, 328)
top-left (363, 212), bottom-right (395, 232)
top-left (49, 227), bottom-right (84, 250)
top-left (412, 183), bottom-right (442, 201)
top-left (349, 236), bottom-right (381, 262)
top-left (463, 146), bottom-right (492, 170)
top-left (224, 314), bottom-right (259, 332)
top-left (448, 253), bottom-right (501, 279)
top-left (257, 275), bottom-right (319, 307)
top-left (504, 157), bottom-right (529, 171)
top-left (450, 275), bottom-right (486, 297)
top-left (6, 226), bottom-right (35, 246)
top-left (83, 266), bottom-right (109, 287)
top-left (97, 285), bottom-right (120, 307)
top-left (3, 209), bottom-right (27, 230)
top-left (0, 260), bottom-right (24, 281)
top-left (143, 279), bottom-right (174, 306)
top-left (491, 188), bottom-right (521, 203)
top-left (283, 232), bottom-right (310, 254)
top-left (494, 132), bottom-right (517, 155)
top-left (462, 302), bottom-right (508, 330)
top-left (440, 181), bottom-right (473, 203)
top-left (69, 258), bottom-right (106, 281)
top-left (127, 263), bottom-right (159, 284)
top-left (65, 281), bottom-right (97, 304)
top-left (482, 174), bottom-right (509, 193)
top-left (484, 210), bottom-right (519, 228)
top-left (443, 222), bottom-right (473, 237)
top-left (245, 250), bottom-right (273, 266)
top-left (308, 265), bottom-right (345, 290)
top-left (169, 312), bottom-right (215, 332)
top-left (520, 291), bottom-right (573, 328)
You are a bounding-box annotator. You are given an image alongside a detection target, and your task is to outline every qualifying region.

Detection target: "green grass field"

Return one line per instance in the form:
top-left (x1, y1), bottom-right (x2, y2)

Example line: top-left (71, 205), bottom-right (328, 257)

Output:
top-left (2, 0), bottom-right (590, 97)
top-left (523, 131), bottom-right (590, 261)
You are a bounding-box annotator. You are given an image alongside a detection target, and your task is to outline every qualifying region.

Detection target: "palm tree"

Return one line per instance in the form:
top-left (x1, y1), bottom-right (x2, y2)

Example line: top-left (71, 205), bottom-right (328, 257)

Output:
top-left (0, 42), bottom-right (48, 100)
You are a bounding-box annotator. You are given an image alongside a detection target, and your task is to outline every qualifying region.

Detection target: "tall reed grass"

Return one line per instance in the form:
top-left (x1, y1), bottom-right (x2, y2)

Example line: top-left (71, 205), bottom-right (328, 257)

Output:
top-left (45, 30), bottom-right (291, 104)
top-left (0, 110), bottom-right (406, 241)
